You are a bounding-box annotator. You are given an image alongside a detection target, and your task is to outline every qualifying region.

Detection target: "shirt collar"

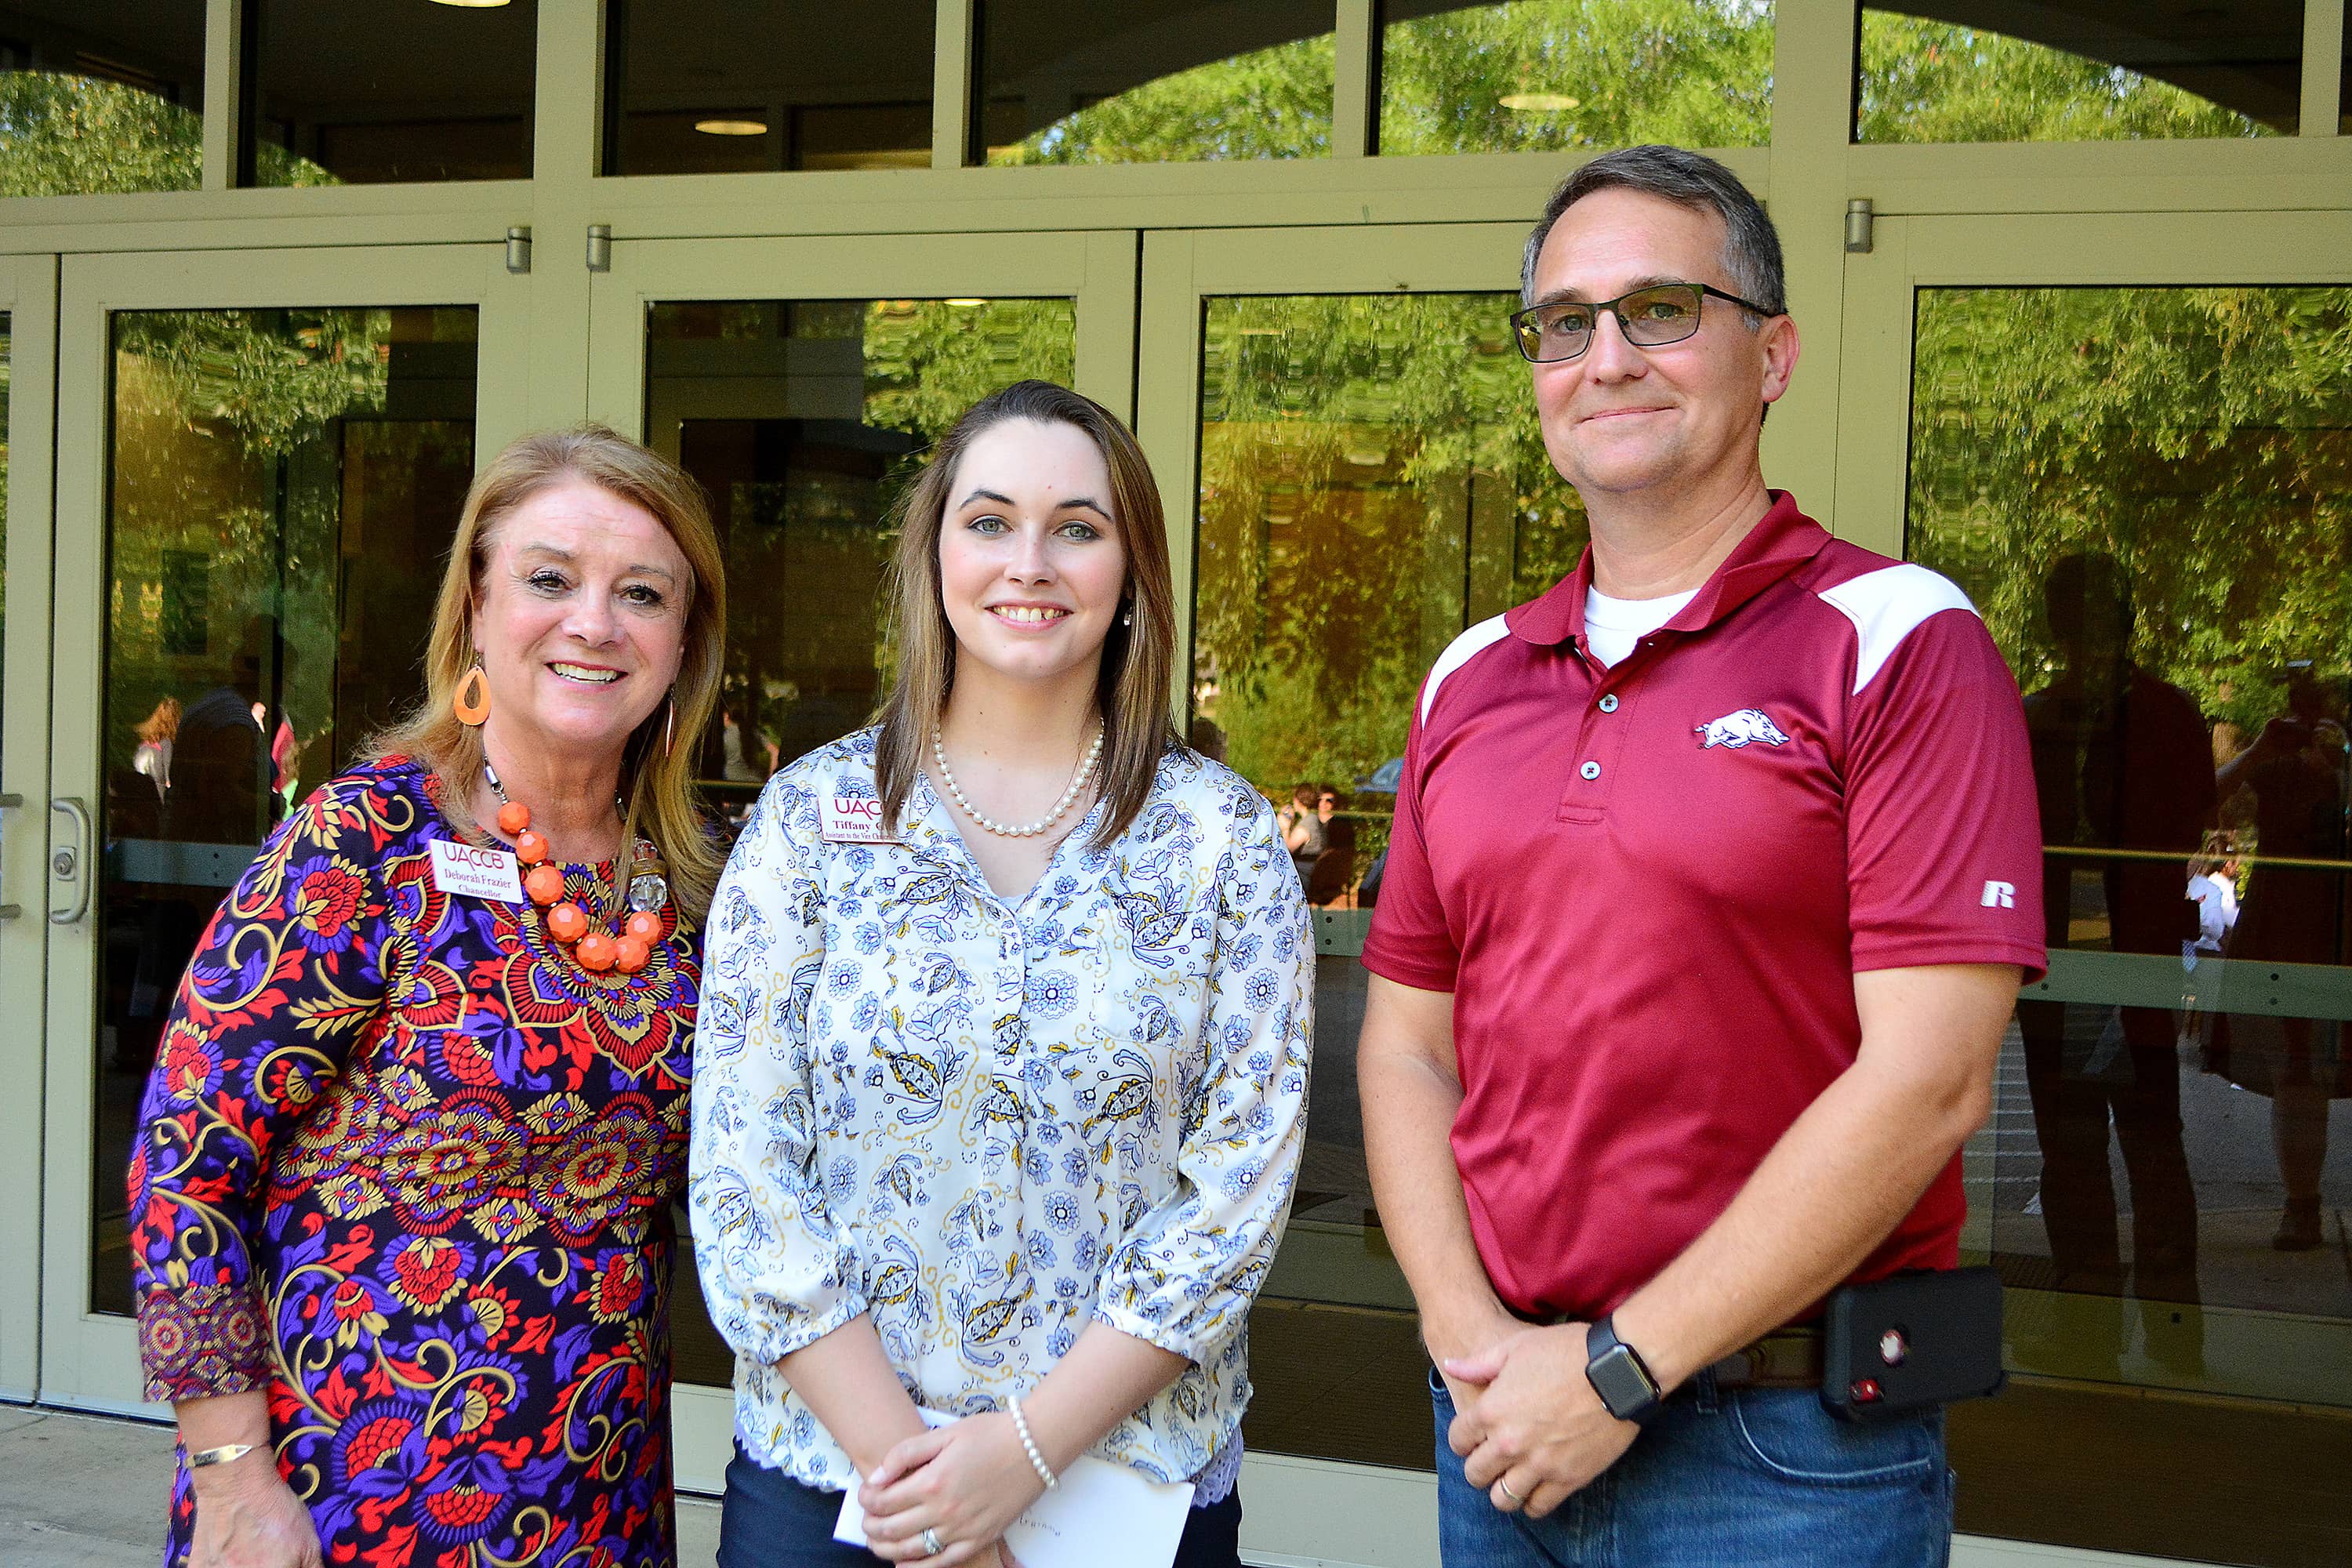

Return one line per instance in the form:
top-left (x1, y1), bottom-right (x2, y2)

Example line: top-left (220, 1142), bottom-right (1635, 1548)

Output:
top-left (1504, 491), bottom-right (1830, 649)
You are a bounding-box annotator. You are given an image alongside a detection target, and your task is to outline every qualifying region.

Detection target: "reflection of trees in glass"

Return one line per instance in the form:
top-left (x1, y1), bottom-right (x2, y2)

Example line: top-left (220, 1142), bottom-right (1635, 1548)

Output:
top-left (1196, 295), bottom-right (1586, 817)
top-left (1907, 287), bottom-right (2352, 748)
top-left (1859, 11), bottom-right (2274, 141)
top-left (0, 72), bottom-right (201, 196)
top-left (1382, 0), bottom-right (1773, 154)
top-left (989, 37), bottom-right (1334, 164)
top-left (107, 308), bottom-right (419, 801)
top-left (683, 297), bottom-right (1078, 778)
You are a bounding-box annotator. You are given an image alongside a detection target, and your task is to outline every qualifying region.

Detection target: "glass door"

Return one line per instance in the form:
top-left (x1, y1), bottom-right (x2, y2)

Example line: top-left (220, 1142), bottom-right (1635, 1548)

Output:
top-left (1837, 209), bottom-right (2352, 1568)
top-left (1137, 221), bottom-right (1557, 1567)
top-left (586, 229), bottom-right (1138, 1487)
top-left (39, 244), bottom-right (530, 1411)
top-left (0, 254), bottom-right (58, 1403)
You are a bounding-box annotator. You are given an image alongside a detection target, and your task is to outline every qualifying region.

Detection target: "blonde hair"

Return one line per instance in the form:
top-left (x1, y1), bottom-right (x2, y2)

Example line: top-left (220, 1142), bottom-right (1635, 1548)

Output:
top-left (875, 381), bottom-right (1178, 850)
top-left (371, 424), bottom-right (728, 926)
top-left (136, 697), bottom-right (183, 746)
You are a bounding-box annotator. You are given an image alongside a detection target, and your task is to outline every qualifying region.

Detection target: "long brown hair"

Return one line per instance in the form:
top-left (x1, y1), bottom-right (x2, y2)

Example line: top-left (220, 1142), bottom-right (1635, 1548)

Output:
top-left (875, 381), bottom-right (1178, 851)
top-left (370, 424), bottom-right (728, 925)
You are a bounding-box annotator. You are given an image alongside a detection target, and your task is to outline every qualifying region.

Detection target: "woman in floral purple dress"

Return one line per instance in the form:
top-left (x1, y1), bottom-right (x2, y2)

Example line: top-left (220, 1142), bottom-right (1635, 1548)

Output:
top-left (127, 426), bottom-right (728, 1568)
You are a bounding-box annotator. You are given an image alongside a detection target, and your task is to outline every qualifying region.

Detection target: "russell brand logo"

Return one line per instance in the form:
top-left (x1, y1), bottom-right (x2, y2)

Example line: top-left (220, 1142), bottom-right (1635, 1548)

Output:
top-left (1694, 708), bottom-right (1791, 750)
top-left (1982, 880), bottom-right (2016, 909)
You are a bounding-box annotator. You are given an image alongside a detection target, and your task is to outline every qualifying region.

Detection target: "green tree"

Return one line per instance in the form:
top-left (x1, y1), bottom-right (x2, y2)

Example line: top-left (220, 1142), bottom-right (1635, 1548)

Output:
top-left (992, 37), bottom-right (1336, 165)
top-left (1907, 285), bottom-right (2352, 739)
top-left (0, 72), bottom-right (200, 197)
top-left (1382, 0), bottom-right (1774, 154)
top-left (1858, 11), bottom-right (2275, 141)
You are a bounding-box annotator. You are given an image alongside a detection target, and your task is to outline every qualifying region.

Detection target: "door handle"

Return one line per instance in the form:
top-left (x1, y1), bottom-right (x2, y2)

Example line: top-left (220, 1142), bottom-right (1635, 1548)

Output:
top-left (0, 792), bottom-right (20, 920)
top-left (50, 797), bottom-right (92, 926)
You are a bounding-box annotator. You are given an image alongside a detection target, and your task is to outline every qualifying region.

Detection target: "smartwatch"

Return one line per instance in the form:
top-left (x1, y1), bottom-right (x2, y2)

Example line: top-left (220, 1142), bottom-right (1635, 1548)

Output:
top-left (1584, 1315), bottom-right (1664, 1425)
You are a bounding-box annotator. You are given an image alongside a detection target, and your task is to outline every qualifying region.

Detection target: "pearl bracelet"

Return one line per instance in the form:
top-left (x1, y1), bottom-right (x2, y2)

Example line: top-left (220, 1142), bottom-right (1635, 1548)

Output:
top-left (1005, 1395), bottom-right (1058, 1491)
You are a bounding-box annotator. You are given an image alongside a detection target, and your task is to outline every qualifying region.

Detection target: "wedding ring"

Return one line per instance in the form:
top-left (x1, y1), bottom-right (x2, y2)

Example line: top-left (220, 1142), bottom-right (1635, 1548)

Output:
top-left (921, 1526), bottom-right (945, 1555)
top-left (1497, 1477), bottom-right (1526, 1505)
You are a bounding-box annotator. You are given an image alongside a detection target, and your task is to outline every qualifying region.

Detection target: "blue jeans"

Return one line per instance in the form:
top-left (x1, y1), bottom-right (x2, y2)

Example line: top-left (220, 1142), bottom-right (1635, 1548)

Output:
top-left (1431, 1367), bottom-right (1952, 1567)
top-left (717, 1443), bottom-right (1243, 1568)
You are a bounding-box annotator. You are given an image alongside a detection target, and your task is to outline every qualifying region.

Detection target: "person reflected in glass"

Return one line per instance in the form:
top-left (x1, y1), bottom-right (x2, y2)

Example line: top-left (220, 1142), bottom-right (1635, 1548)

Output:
top-left (2213, 662), bottom-right (2350, 1250)
top-left (691, 380), bottom-right (1311, 1568)
top-left (1279, 782), bottom-right (1326, 886)
top-left (167, 616), bottom-right (277, 847)
top-left (134, 696), bottom-right (181, 804)
top-left (2016, 552), bottom-right (2209, 1372)
top-left (127, 426), bottom-right (728, 1568)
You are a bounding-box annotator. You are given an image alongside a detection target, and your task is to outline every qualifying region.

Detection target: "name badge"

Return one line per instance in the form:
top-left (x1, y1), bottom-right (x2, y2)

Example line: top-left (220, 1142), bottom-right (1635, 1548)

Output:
top-left (430, 838), bottom-right (524, 902)
top-left (821, 793), bottom-right (901, 845)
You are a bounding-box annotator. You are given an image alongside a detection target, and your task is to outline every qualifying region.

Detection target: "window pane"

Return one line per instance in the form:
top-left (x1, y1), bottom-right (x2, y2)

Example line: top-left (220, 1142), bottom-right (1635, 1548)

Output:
top-left (0, 2), bottom-right (202, 196)
top-left (1911, 285), bottom-right (2352, 1563)
top-left (981, 2), bottom-right (1332, 165)
top-left (249, 0), bottom-right (535, 185)
top-left (1379, 0), bottom-right (1773, 156)
top-left (638, 295), bottom-right (1078, 1386)
top-left (1193, 292), bottom-right (1586, 1465)
top-left (605, 0), bottom-right (935, 175)
top-left (93, 306), bottom-right (479, 1316)
top-left (1857, 4), bottom-right (2299, 143)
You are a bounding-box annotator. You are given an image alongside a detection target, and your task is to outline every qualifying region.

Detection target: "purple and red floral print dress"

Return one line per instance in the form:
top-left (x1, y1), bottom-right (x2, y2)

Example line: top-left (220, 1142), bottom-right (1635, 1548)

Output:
top-left (128, 757), bottom-right (699, 1568)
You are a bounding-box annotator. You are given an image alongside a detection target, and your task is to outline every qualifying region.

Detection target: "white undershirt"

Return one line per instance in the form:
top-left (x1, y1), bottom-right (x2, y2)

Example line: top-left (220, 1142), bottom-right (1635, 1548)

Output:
top-left (1583, 586), bottom-right (1697, 667)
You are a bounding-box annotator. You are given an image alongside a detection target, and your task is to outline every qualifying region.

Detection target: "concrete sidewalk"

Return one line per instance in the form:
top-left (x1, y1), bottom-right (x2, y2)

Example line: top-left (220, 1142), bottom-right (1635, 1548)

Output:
top-left (0, 1404), bottom-right (723, 1567)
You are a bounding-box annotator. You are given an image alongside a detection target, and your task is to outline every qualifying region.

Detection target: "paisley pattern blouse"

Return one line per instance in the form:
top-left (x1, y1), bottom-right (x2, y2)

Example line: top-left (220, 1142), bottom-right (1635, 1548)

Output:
top-left (127, 757), bottom-right (699, 1568)
top-left (689, 729), bottom-right (1312, 1497)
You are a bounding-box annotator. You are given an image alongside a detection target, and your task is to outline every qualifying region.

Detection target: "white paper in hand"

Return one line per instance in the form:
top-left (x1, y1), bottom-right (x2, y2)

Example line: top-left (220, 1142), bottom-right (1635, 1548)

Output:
top-left (832, 1410), bottom-right (1195, 1568)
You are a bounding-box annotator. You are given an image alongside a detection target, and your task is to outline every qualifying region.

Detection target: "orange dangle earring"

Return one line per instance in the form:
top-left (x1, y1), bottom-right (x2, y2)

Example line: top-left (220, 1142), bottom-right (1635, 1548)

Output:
top-left (453, 658), bottom-right (492, 727)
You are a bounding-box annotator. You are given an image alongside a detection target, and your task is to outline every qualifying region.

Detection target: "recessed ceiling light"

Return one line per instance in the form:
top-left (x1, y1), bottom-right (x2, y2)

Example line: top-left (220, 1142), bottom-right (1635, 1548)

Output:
top-left (1499, 92), bottom-right (1579, 113)
top-left (428, 0), bottom-right (514, 8)
top-left (694, 118), bottom-right (768, 136)
top-left (944, 299), bottom-right (987, 307)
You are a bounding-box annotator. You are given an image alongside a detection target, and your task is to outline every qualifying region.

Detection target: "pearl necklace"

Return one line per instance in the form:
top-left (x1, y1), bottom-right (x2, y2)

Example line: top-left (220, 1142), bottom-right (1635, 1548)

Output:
top-left (932, 724), bottom-right (1104, 838)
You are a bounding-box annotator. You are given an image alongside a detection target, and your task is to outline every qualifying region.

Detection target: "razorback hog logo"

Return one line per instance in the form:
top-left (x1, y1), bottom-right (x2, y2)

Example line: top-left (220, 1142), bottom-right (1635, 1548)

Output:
top-left (1694, 708), bottom-right (1791, 750)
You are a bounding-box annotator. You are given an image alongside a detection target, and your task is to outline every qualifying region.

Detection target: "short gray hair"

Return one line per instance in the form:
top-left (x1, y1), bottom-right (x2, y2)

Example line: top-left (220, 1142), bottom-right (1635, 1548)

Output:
top-left (1520, 145), bottom-right (1785, 325)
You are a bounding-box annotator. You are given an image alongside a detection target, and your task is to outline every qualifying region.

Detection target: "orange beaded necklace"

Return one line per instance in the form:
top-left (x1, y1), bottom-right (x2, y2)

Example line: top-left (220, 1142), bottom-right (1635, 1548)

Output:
top-left (485, 762), bottom-right (667, 975)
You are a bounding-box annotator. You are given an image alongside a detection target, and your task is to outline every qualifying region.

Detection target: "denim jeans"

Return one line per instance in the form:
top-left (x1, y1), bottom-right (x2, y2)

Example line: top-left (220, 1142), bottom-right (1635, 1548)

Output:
top-left (716, 1443), bottom-right (1243, 1568)
top-left (1431, 1367), bottom-right (1952, 1567)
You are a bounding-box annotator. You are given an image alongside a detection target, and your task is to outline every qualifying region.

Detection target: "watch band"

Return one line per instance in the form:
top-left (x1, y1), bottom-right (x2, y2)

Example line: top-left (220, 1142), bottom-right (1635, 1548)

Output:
top-left (187, 1442), bottom-right (260, 1469)
top-left (1584, 1314), bottom-right (1665, 1425)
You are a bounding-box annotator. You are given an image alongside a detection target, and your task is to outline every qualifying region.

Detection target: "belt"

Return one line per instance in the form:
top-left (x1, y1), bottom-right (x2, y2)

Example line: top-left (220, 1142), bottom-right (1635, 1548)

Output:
top-left (1704, 1327), bottom-right (1823, 1391)
top-left (1514, 1314), bottom-right (1826, 1392)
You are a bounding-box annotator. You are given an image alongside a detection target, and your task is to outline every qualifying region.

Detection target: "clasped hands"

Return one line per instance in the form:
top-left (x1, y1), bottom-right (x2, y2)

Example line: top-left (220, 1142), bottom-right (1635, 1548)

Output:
top-left (1440, 1320), bottom-right (1642, 1519)
top-left (858, 1412), bottom-right (1040, 1568)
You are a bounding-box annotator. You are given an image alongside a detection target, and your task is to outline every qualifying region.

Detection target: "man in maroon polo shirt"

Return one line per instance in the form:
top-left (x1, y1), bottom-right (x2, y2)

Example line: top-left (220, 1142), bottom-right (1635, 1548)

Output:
top-left (1358, 145), bottom-right (2046, 1566)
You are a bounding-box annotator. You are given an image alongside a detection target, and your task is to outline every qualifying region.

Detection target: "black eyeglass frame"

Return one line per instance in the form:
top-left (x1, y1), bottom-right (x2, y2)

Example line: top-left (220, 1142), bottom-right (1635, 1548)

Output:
top-left (1508, 282), bottom-right (1779, 364)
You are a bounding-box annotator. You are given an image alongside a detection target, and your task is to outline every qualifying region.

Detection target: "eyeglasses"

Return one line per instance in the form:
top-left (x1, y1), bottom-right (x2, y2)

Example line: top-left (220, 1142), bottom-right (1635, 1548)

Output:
top-left (1509, 282), bottom-right (1776, 364)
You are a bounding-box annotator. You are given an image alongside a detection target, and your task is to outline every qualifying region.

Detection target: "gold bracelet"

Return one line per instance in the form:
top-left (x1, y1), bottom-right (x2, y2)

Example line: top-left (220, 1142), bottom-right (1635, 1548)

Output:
top-left (187, 1442), bottom-right (259, 1469)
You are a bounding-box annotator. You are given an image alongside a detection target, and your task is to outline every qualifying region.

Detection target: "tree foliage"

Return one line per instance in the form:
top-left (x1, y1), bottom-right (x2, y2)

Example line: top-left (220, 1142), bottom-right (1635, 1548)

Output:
top-left (1908, 286), bottom-right (2352, 736)
top-left (0, 73), bottom-right (200, 198)
top-left (1857, 11), bottom-right (2274, 142)
top-left (1382, 0), bottom-right (1773, 154)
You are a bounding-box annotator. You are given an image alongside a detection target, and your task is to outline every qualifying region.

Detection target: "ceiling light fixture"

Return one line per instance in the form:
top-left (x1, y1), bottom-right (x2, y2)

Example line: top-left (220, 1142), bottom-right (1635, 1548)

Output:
top-left (428, 0), bottom-right (514, 8)
top-left (1499, 92), bottom-right (1579, 113)
top-left (944, 298), bottom-right (987, 307)
top-left (694, 118), bottom-right (768, 136)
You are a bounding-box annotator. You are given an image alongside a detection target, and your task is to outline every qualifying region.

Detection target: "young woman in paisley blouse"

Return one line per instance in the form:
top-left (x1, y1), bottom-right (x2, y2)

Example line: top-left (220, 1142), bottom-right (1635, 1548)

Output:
top-left (128, 426), bottom-right (727, 1568)
top-left (691, 380), bottom-right (1312, 1568)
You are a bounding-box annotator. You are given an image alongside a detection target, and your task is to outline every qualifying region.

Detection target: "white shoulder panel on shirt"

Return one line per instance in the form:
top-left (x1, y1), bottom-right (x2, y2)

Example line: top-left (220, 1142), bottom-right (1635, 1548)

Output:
top-left (1817, 564), bottom-right (1979, 696)
top-left (1420, 613), bottom-right (1514, 724)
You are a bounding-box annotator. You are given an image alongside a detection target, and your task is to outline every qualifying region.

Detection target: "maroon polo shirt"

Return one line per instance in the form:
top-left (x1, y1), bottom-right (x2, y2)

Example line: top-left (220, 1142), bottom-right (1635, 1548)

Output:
top-left (1363, 493), bottom-right (2046, 1323)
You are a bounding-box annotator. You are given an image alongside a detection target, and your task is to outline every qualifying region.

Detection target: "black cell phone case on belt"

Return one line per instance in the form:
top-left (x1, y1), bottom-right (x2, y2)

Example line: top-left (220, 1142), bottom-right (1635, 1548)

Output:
top-left (1819, 1265), bottom-right (2005, 1425)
